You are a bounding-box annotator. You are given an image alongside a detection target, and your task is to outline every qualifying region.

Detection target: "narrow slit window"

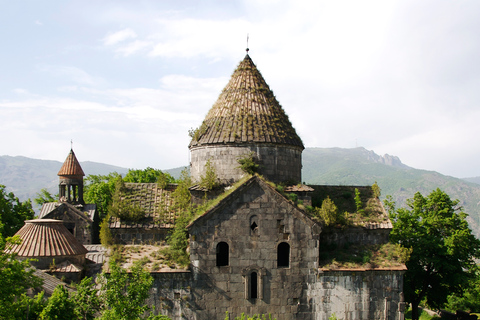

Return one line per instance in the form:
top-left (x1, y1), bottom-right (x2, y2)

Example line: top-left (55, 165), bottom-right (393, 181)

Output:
top-left (216, 242), bottom-right (229, 267)
top-left (250, 272), bottom-right (258, 299)
top-left (250, 215), bottom-right (258, 235)
top-left (277, 242), bottom-right (290, 268)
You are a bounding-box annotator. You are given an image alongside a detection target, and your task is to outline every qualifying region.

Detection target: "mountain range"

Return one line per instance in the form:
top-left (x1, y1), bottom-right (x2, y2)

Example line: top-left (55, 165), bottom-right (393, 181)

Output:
top-left (2, 147), bottom-right (480, 237)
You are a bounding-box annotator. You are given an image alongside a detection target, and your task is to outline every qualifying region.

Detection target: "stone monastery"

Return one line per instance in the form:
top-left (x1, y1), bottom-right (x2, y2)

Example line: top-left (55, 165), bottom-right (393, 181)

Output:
top-left (10, 52), bottom-right (406, 320)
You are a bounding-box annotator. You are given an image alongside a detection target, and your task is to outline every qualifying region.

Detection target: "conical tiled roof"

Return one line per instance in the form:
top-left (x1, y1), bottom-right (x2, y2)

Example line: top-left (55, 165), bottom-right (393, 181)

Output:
top-left (189, 54), bottom-right (303, 148)
top-left (58, 149), bottom-right (85, 177)
top-left (7, 219), bottom-right (88, 257)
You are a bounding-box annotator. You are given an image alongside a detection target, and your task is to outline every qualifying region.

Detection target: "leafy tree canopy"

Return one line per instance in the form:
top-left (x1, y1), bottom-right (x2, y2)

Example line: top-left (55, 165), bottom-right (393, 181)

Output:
top-left (0, 234), bottom-right (42, 319)
top-left (0, 185), bottom-right (35, 237)
top-left (84, 173), bottom-right (122, 220)
top-left (84, 168), bottom-right (175, 221)
top-left (34, 188), bottom-right (57, 206)
top-left (98, 261), bottom-right (155, 320)
top-left (123, 167), bottom-right (175, 188)
top-left (389, 189), bottom-right (480, 320)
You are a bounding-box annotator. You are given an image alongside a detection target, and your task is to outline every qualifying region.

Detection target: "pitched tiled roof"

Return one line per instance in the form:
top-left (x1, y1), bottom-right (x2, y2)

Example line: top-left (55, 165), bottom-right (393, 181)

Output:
top-left (7, 219), bottom-right (88, 257)
top-left (33, 269), bottom-right (74, 296)
top-left (109, 183), bottom-right (177, 228)
top-left (57, 149), bottom-right (85, 177)
top-left (189, 54), bottom-right (303, 148)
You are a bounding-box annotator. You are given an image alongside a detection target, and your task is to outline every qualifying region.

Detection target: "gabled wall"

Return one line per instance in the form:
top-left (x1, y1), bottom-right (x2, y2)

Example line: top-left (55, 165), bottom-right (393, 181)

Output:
top-left (188, 177), bottom-right (320, 320)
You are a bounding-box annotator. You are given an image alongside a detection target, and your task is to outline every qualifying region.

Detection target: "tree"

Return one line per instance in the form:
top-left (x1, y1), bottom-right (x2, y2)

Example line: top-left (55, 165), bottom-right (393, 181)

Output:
top-left (84, 173), bottom-right (121, 220)
top-left (71, 277), bottom-right (101, 320)
top-left (34, 188), bottom-right (57, 206)
top-left (199, 159), bottom-right (219, 190)
top-left (237, 152), bottom-right (259, 175)
top-left (98, 261), bottom-right (155, 320)
top-left (0, 185), bottom-right (35, 237)
top-left (0, 234), bottom-right (42, 319)
top-left (123, 167), bottom-right (175, 188)
top-left (314, 196), bottom-right (345, 226)
top-left (40, 285), bottom-right (76, 320)
top-left (389, 189), bottom-right (480, 320)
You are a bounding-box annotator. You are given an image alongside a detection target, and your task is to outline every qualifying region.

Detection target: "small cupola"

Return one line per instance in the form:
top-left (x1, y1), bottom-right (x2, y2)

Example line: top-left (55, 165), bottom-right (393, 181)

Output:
top-left (58, 149), bottom-right (85, 205)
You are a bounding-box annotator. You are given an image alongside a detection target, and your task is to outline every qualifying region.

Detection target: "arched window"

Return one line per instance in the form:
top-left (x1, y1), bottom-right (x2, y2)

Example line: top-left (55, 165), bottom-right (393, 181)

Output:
top-left (277, 242), bottom-right (290, 268)
top-left (216, 242), bottom-right (229, 267)
top-left (250, 272), bottom-right (258, 299)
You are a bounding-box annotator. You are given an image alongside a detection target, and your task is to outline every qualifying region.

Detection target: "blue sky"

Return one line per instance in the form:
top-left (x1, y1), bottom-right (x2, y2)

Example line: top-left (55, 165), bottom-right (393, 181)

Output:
top-left (2, 0), bottom-right (480, 178)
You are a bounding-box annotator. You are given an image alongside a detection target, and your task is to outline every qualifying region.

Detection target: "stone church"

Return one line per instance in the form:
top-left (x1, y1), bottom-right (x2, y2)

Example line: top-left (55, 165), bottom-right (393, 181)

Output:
top-left (148, 52), bottom-right (405, 320)
top-left (13, 51), bottom-right (405, 319)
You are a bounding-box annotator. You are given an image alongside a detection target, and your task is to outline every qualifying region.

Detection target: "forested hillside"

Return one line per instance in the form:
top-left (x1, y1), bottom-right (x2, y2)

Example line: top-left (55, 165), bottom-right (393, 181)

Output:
top-left (302, 147), bottom-right (480, 237)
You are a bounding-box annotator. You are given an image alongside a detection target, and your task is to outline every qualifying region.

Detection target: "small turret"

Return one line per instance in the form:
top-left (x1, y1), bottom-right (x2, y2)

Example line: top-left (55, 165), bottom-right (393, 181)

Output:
top-left (58, 149), bottom-right (85, 205)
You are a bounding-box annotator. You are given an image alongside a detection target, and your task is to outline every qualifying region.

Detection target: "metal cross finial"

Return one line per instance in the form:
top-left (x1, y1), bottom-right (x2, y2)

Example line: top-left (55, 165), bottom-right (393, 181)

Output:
top-left (246, 34), bottom-right (249, 53)
top-left (71, 139), bottom-right (73, 150)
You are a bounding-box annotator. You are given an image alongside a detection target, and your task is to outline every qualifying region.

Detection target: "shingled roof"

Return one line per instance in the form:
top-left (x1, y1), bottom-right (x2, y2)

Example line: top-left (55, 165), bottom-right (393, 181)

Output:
top-left (189, 54), bottom-right (303, 148)
top-left (7, 219), bottom-right (88, 257)
top-left (57, 149), bottom-right (85, 178)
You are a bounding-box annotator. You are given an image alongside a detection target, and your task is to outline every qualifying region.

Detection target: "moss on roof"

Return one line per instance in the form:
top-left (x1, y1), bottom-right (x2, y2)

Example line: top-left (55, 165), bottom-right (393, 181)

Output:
top-left (189, 54), bottom-right (303, 148)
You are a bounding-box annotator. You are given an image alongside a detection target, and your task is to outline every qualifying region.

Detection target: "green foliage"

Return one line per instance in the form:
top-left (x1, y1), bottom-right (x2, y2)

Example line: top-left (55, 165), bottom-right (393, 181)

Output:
top-left (445, 269), bottom-right (480, 313)
top-left (98, 261), bottom-right (154, 320)
top-left (372, 181), bottom-right (381, 198)
top-left (383, 194), bottom-right (396, 216)
top-left (99, 217), bottom-right (114, 247)
top-left (84, 173), bottom-right (121, 220)
top-left (71, 277), bottom-right (101, 320)
top-left (237, 152), bottom-right (259, 175)
top-left (12, 292), bottom-right (47, 320)
top-left (40, 285), bottom-right (76, 320)
top-left (0, 234), bottom-right (42, 319)
top-left (199, 159), bottom-right (219, 190)
top-left (287, 192), bottom-right (298, 203)
top-left (328, 314), bottom-right (338, 320)
top-left (109, 179), bottom-right (146, 222)
top-left (171, 169), bottom-right (192, 213)
top-left (0, 185), bottom-right (35, 237)
top-left (225, 311), bottom-right (276, 320)
top-left (123, 167), bottom-right (175, 188)
top-left (162, 169), bottom-right (192, 267)
top-left (34, 188), bottom-right (57, 206)
top-left (390, 189), bottom-right (480, 320)
top-left (354, 188), bottom-right (364, 215)
top-left (314, 196), bottom-right (346, 226)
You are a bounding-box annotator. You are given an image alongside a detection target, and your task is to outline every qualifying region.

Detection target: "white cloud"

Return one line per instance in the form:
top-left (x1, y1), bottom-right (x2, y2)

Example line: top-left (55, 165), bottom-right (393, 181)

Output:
top-left (37, 65), bottom-right (104, 86)
top-left (103, 28), bottom-right (137, 46)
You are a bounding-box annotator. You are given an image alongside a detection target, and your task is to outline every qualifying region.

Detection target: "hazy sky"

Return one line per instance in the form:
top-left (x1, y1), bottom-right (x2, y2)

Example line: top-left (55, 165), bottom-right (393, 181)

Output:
top-left (2, 0), bottom-right (480, 178)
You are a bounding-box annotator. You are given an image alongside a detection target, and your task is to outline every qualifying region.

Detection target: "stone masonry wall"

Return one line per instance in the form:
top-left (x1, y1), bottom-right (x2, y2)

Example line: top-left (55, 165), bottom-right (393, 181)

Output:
top-left (188, 179), bottom-right (320, 320)
top-left (190, 143), bottom-right (302, 185)
top-left (110, 227), bottom-right (171, 244)
top-left (144, 269), bottom-right (405, 320)
top-left (320, 228), bottom-right (391, 247)
top-left (307, 270), bottom-right (405, 320)
top-left (148, 272), bottom-right (195, 320)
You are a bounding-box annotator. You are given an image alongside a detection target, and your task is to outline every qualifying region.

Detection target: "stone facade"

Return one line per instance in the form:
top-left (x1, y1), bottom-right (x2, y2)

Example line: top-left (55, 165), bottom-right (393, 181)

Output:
top-left (136, 177), bottom-right (405, 320)
top-left (39, 202), bottom-right (98, 245)
top-left (308, 270), bottom-right (405, 320)
top-left (187, 177), bottom-right (320, 319)
top-left (190, 143), bottom-right (303, 185)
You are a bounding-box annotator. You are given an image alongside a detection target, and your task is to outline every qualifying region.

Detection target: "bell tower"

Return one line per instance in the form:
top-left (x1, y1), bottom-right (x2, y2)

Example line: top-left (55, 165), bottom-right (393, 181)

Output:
top-left (58, 149), bottom-right (85, 205)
